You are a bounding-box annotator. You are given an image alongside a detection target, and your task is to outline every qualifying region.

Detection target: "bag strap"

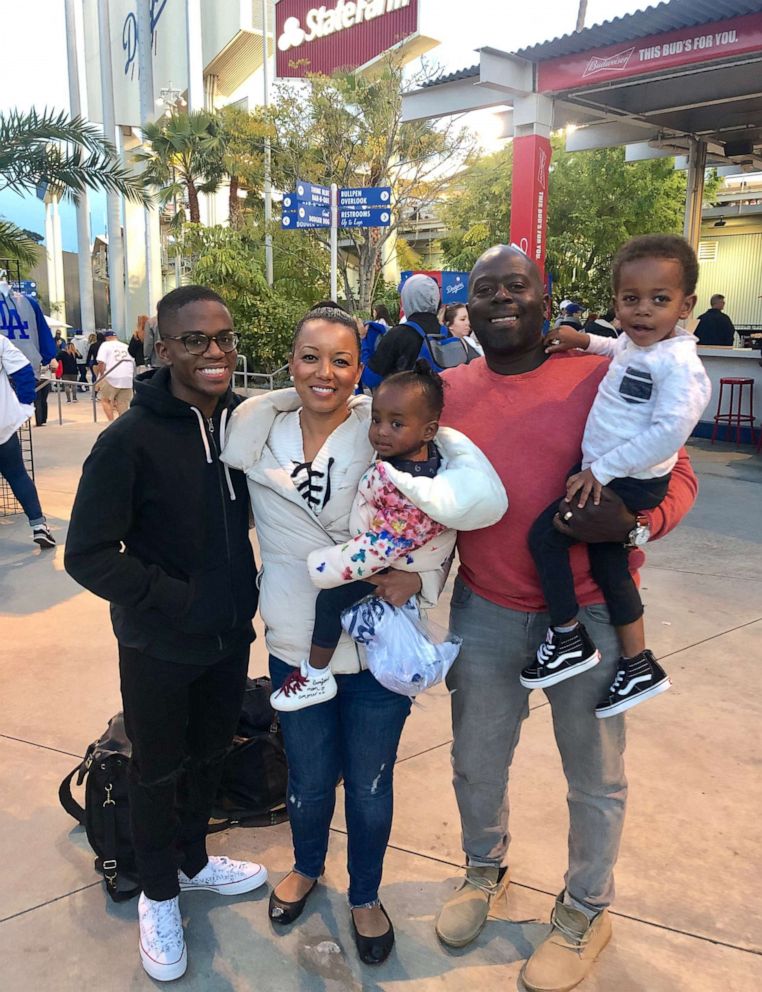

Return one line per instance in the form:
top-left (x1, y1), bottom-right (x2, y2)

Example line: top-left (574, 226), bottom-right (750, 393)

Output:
top-left (207, 806), bottom-right (289, 834)
top-left (99, 787), bottom-right (141, 903)
top-left (58, 766), bottom-right (87, 824)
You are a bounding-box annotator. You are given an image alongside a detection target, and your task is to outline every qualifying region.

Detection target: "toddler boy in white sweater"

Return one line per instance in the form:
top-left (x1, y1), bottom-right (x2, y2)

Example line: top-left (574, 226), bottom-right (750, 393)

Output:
top-left (522, 234), bottom-right (711, 717)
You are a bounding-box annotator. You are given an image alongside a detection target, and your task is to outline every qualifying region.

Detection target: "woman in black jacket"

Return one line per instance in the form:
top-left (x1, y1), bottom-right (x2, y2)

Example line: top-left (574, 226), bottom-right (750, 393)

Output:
top-left (57, 343), bottom-right (79, 402)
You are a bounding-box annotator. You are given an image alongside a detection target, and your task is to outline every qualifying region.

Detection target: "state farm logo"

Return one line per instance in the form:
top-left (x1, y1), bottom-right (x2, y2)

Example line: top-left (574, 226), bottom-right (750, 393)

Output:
top-left (583, 47), bottom-right (635, 77)
top-left (278, 0), bottom-right (411, 52)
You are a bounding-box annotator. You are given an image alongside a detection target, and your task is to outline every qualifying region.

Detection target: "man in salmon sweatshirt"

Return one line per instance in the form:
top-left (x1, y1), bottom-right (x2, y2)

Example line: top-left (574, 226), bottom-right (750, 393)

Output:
top-left (435, 244), bottom-right (697, 991)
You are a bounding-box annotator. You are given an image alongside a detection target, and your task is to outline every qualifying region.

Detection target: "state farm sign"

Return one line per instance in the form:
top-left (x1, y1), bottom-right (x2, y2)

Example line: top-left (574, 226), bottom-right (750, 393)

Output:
top-left (275, 0), bottom-right (418, 77)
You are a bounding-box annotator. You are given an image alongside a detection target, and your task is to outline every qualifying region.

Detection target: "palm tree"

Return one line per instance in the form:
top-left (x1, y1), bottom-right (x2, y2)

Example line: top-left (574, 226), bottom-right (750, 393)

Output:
top-left (217, 105), bottom-right (272, 225)
top-left (137, 111), bottom-right (225, 225)
top-left (0, 108), bottom-right (149, 263)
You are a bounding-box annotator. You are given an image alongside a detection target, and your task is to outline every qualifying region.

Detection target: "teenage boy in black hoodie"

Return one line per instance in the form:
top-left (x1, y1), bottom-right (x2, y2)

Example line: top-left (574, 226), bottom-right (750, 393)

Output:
top-left (65, 286), bottom-right (265, 982)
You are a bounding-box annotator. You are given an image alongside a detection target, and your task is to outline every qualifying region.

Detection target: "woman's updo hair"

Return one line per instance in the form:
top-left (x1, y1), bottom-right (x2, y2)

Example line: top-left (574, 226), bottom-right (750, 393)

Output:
top-left (443, 303), bottom-right (467, 328)
top-left (292, 306), bottom-right (362, 358)
top-left (382, 358), bottom-right (445, 418)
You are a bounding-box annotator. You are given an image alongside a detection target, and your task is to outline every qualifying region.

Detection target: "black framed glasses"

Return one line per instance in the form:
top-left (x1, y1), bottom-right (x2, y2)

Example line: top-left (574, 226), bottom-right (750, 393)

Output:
top-left (162, 331), bottom-right (239, 355)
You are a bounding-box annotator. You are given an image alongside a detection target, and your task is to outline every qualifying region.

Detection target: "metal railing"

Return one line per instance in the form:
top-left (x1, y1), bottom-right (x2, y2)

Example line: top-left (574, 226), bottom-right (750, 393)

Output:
top-left (233, 355), bottom-right (290, 393)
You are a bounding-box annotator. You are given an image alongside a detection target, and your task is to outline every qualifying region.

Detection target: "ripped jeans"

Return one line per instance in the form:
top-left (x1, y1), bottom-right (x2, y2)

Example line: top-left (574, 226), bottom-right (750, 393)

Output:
top-left (119, 645), bottom-right (249, 900)
top-left (270, 656), bottom-right (411, 907)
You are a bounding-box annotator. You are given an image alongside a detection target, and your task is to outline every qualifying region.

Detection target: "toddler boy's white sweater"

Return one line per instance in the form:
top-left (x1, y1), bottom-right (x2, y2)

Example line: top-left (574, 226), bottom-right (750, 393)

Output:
top-left (581, 329), bottom-right (711, 486)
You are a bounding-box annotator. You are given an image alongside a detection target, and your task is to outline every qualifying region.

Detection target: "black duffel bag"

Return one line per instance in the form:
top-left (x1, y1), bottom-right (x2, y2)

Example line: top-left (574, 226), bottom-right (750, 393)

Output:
top-left (210, 676), bottom-right (289, 831)
top-left (58, 713), bottom-right (139, 902)
top-left (59, 676), bottom-right (288, 902)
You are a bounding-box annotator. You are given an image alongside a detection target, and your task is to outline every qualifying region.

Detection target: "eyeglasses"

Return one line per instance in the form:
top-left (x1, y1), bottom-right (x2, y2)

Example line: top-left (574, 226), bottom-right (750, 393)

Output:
top-left (161, 331), bottom-right (239, 355)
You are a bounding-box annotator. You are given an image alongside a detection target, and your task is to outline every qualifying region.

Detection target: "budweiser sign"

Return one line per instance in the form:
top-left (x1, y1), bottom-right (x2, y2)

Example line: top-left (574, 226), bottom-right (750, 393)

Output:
top-left (583, 47), bottom-right (635, 77)
top-left (539, 12), bottom-right (762, 92)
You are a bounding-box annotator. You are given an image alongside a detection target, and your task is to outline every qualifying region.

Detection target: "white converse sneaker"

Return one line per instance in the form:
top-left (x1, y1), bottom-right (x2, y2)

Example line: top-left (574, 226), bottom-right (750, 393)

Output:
top-left (138, 892), bottom-right (187, 982)
top-left (270, 661), bottom-right (338, 712)
top-left (179, 856), bottom-right (268, 895)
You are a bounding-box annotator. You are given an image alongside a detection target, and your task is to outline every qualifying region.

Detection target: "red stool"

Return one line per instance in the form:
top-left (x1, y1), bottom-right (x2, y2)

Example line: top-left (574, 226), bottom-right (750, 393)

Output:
top-left (711, 378), bottom-right (756, 445)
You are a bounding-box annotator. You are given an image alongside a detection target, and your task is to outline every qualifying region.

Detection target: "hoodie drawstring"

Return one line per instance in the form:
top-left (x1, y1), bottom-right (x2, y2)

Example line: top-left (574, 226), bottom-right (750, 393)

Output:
top-left (219, 408), bottom-right (236, 501)
top-left (190, 407), bottom-right (213, 464)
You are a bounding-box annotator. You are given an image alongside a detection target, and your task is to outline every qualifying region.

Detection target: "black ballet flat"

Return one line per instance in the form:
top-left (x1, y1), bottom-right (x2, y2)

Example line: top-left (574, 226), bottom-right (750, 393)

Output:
top-left (268, 872), bottom-right (318, 925)
top-left (351, 903), bottom-right (395, 965)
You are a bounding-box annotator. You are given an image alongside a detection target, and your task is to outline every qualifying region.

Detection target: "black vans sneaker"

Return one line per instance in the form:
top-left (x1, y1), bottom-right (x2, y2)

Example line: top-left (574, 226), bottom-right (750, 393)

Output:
top-left (32, 525), bottom-right (56, 549)
top-left (595, 649), bottom-right (671, 718)
top-left (520, 623), bottom-right (600, 689)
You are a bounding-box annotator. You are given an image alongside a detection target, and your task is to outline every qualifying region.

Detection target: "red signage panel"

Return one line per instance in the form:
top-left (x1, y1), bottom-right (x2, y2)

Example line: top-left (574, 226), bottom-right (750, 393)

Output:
top-left (538, 12), bottom-right (762, 93)
top-left (510, 134), bottom-right (552, 276)
top-left (275, 0), bottom-right (419, 78)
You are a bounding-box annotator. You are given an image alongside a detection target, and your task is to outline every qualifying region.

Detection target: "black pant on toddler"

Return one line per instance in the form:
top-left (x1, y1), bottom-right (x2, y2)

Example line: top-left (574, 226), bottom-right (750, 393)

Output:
top-left (312, 580), bottom-right (377, 650)
top-left (529, 471), bottom-right (670, 627)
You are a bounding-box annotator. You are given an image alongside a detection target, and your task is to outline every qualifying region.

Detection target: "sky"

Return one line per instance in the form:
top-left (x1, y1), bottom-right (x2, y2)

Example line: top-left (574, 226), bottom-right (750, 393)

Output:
top-left (0, 0), bottom-right (648, 251)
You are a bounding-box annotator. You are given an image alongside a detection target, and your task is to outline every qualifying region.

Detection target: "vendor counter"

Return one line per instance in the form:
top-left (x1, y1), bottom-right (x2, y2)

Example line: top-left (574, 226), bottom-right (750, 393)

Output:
top-left (694, 346), bottom-right (762, 441)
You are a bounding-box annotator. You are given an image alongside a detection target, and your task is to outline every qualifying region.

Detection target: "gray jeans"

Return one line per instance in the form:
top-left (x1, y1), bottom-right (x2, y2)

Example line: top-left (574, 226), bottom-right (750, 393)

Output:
top-left (447, 576), bottom-right (627, 914)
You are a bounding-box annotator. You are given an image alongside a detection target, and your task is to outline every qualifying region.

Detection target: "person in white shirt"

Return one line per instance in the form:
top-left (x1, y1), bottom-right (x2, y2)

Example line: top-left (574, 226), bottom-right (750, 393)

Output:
top-left (522, 234), bottom-right (711, 718)
top-left (96, 330), bottom-right (136, 421)
top-left (0, 336), bottom-right (55, 547)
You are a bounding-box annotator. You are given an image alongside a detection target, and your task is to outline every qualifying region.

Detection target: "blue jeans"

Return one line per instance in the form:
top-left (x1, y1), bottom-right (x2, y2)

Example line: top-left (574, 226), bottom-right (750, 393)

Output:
top-left (270, 656), bottom-right (411, 907)
top-left (447, 577), bottom-right (627, 914)
top-left (0, 433), bottom-right (44, 525)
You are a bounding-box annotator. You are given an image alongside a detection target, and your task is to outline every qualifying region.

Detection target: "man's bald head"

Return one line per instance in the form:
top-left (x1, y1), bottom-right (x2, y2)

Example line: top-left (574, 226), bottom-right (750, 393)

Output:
top-left (467, 244), bottom-right (548, 370)
top-left (469, 245), bottom-right (544, 293)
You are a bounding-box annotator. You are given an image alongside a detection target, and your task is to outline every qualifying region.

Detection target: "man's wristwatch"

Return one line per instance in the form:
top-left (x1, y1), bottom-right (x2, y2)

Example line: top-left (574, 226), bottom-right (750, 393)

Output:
top-left (625, 513), bottom-right (651, 548)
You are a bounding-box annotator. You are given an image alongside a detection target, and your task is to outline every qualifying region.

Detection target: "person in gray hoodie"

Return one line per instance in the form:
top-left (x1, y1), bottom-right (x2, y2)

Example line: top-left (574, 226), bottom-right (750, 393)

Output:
top-left (367, 274), bottom-right (442, 379)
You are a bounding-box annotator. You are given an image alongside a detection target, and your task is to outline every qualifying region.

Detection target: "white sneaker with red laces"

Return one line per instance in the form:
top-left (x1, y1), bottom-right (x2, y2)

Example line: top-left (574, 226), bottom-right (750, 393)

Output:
top-left (178, 856), bottom-right (268, 895)
top-left (270, 661), bottom-right (338, 712)
top-left (138, 893), bottom-right (187, 982)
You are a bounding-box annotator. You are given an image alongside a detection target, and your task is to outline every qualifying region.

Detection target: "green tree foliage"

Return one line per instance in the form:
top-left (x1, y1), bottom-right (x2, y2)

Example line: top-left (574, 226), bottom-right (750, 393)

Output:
top-left (270, 57), bottom-right (476, 312)
top-left (439, 144), bottom-right (513, 272)
top-left (216, 105), bottom-right (273, 226)
top-left (182, 223), bottom-right (324, 371)
top-left (442, 137), bottom-right (718, 308)
top-left (138, 110), bottom-right (224, 225)
top-left (0, 107), bottom-right (148, 263)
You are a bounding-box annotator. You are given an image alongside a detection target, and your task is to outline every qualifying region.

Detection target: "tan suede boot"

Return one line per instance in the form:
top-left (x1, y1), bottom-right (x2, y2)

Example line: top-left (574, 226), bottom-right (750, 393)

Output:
top-left (521, 893), bottom-right (612, 992)
top-left (435, 865), bottom-right (509, 948)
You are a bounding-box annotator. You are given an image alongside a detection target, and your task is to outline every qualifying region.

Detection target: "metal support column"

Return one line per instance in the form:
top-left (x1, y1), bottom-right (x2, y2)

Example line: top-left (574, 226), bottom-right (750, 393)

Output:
top-left (137, 0), bottom-right (159, 312)
top-left (262, 0), bottom-right (273, 286)
top-left (683, 138), bottom-right (707, 252)
top-left (97, 0), bottom-right (126, 335)
top-left (64, 0), bottom-right (96, 332)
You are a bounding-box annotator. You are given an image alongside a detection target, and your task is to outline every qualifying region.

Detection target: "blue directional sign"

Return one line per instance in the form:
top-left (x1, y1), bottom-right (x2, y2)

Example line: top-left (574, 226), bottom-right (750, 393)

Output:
top-left (297, 180), bottom-right (330, 207)
top-left (339, 186), bottom-right (391, 228)
top-left (281, 184), bottom-right (393, 230)
top-left (339, 207), bottom-right (392, 228)
top-left (339, 186), bottom-right (391, 208)
top-left (295, 180), bottom-right (331, 228)
top-left (281, 190), bottom-right (330, 229)
top-left (297, 204), bottom-right (330, 228)
top-left (280, 192), bottom-right (299, 228)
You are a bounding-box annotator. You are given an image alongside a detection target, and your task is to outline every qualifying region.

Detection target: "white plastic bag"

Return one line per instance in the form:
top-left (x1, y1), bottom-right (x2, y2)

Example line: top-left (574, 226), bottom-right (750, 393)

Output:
top-left (341, 595), bottom-right (461, 697)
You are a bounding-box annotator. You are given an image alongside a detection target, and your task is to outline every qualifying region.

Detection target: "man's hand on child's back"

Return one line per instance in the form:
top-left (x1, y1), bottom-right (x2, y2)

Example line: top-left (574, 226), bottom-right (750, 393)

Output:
top-left (553, 486), bottom-right (638, 544)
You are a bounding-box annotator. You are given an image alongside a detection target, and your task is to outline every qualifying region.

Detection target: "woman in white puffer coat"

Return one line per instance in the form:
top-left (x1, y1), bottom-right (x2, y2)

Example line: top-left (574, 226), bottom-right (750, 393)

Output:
top-left (222, 307), bottom-right (448, 965)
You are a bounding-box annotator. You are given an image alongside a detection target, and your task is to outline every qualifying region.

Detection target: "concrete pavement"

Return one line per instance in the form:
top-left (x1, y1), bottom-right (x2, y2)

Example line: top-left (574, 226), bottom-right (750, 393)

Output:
top-left (1, 403), bottom-right (760, 991)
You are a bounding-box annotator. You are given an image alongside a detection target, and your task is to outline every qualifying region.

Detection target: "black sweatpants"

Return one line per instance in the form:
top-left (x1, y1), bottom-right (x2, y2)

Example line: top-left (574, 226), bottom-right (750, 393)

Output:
top-left (118, 644), bottom-right (249, 901)
top-left (529, 472), bottom-right (670, 628)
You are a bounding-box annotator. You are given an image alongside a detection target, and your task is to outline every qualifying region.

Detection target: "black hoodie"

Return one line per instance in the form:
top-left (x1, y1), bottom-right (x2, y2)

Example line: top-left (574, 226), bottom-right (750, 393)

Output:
top-left (65, 366), bottom-right (258, 664)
